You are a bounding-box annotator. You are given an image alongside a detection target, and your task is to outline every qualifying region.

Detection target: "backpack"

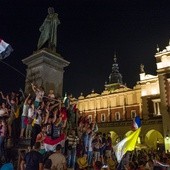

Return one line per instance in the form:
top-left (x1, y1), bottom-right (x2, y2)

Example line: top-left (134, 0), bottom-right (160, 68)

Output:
top-left (51, 124), bottom-right (61, 139)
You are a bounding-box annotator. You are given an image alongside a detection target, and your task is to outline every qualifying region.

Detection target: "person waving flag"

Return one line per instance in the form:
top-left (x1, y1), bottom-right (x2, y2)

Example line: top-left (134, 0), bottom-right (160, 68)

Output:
top-left (113, 116), bottom-right (141, 163)
top-left (0, 38), bottom-right (13, 59)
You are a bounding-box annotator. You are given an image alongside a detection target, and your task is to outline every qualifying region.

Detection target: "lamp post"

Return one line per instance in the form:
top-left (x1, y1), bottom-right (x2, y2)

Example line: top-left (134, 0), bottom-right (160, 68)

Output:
top-left (165, 127), bottom-right (170, 153)
top-left (166, 129), bottom-right (169, 140)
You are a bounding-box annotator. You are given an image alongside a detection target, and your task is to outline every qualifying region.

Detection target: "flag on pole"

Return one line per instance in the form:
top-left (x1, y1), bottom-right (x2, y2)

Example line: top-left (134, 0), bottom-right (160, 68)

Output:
top-left (113, 116), bottom-right (141, 163)
top-left (0, 39), bottom-right (13, 59)
top-left (132, 116), bottom-right (141, 130)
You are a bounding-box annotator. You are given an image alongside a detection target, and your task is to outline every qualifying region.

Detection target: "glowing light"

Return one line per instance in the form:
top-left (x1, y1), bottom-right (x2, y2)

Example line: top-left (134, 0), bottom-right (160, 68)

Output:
top-left (151, 89), bottom-right (157, 95)
top-left (141, 90), bottom-right (147, 96)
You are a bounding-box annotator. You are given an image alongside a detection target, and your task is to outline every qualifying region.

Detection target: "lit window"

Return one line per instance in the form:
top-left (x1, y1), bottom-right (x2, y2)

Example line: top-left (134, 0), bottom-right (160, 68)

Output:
top-left (115, 112), bottom-right (120, 121)
top-left (152, 99), bottom-right (161, 116)
top-left (131, 110), bottom-right (136, 119)
top-left (101, 114), bottom-right (106, 122)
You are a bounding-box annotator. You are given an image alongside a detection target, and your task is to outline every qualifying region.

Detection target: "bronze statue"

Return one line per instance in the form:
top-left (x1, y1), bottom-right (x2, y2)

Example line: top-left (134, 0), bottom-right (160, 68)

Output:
top-left (37, 7), bottom-right (60, 52)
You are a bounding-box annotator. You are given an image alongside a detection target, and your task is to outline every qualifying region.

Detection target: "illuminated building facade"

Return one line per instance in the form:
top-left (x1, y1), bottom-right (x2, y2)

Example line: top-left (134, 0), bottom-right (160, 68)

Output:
top-left (73, 42), bottom-right (170, 151)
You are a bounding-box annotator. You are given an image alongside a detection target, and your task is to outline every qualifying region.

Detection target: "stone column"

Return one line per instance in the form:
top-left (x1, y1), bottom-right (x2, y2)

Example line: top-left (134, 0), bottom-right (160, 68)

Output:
top-left (158, 73), bottom-right (170, 152)
top-left (22, 49), bottom-right (70, 97)
top-left (155, 46), bottom-right (170, 152)
top-left (141, 96), bottom-right (149, 119)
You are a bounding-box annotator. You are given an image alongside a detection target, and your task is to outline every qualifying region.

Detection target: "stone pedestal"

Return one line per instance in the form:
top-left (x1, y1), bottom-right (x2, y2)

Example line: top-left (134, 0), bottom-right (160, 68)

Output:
top-left (22, 48), bottom-right (70, 97)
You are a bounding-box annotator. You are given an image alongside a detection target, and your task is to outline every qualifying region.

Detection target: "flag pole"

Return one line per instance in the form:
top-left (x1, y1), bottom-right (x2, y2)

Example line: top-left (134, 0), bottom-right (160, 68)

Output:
top-left (0, 60), bottom-right (63, 101)
top-left (0, 59), bottom-right (26, 78)
top-left (0, 59), bottom-right (37, 85)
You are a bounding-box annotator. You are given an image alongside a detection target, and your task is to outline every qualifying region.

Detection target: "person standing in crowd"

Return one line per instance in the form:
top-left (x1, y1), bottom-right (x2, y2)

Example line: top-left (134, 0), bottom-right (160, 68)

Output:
top-left (49, 144), bottom-right (67, 170)
top-left (30, 108), bottom-right (42, 148)
top-left (0, 102), bottom-right (8, 117)
top-left (6, 94), bottom-right (17, 138)
top-left (0, 119), bottom-right (6, 158)
top-left (82, 127), bottom-right (90, 155)
top-left (145, 159), bottom-right (154, 170)
top-left (20, 94), bottom-right (31, 139)
top-left (20, 142), bottom-right (43, 170)
top-left (105, 133), bottom-right (112, 160)
top-left (43, 159), bottom-right (52, 170)
top-left (98, 132), bottom-right (105, 165)
top-left (101, 133), bottom-right (107, 161)
top-left (36, 124), bottom-right (47, 155)
top-left (67, 128), bottom-right (79, 169)
top-left (87, 131), bottom-right (95, 167)
top-left (31, 83), bottom-right (44, 109)
top-left (25, 103), bottom-right (34, 139)
top-left (48, 90), bottom-right (55, 100)
top-left (17, 149), bottom-right (26, 170)
top-left (92, 133), bottom-right (102, 162)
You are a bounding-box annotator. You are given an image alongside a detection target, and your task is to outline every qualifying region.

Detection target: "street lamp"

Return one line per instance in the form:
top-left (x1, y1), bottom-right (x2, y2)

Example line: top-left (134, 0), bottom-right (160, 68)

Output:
top-left (166, 127), bottom-right (169, 140)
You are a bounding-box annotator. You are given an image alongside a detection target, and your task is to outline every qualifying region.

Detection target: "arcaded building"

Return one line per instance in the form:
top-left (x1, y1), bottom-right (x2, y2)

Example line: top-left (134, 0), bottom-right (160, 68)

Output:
top-left (74, 41), bottom-right (170, 151)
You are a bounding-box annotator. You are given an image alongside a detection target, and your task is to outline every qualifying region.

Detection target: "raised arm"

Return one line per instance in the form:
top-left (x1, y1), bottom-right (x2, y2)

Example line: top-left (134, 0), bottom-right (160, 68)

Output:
top-left (0, 91), bottom-right (6, 100)
top-left (31, 83), bottom-right (38, 92)
top-left (20, 160), bottom-right (25, 170)
top-left (52, 109), bottom-right (58, 124)
top-left (19, 88), bottom-right (25, 100)
top-left (44, 109), bottom-right (50, 124)
top-left (50, 102), bottom-right (59, 111)
top-left (24, 94), bottom-right (31, 105)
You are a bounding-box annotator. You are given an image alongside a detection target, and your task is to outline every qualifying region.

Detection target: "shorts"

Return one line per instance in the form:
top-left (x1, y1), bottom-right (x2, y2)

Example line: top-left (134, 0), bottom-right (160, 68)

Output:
top-left (100, 147), bottom-right (104, 156)
top-left (26, 124), bottom-right (32, 131)
top-left (94, 151), bottom-right (100, 161)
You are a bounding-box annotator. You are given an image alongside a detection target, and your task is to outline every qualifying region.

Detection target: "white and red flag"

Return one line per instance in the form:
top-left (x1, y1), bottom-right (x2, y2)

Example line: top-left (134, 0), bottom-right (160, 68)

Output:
top-left (0, 39), bottom-right (13, 59)
top-left (43, 133), bottom-right (65, 152)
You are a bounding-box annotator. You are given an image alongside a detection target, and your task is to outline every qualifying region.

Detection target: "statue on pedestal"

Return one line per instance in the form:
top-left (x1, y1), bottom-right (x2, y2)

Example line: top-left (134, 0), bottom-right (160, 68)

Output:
top-left (37, 7), bottom-right (60, 52)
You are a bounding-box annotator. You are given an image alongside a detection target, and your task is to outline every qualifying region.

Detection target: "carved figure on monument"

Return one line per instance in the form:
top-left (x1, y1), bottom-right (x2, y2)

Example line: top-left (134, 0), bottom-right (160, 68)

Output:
top-left (37, 7), bottom-right (60, 52)
top-left (140, 64), bottom-right (145, 73)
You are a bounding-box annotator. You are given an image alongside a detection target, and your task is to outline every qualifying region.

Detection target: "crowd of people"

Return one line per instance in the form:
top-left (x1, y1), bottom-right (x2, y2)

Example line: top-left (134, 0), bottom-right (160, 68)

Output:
top-left (0, 84), bottom-right (169, 169)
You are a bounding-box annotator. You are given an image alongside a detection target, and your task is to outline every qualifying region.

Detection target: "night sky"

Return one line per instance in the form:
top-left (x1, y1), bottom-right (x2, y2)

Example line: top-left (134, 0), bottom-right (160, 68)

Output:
top-left (0, 0), bottom-right (170, 98)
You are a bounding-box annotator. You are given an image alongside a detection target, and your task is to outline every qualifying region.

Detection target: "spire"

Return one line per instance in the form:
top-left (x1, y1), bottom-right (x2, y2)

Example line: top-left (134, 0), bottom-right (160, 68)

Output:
top-left (108, 52), bottom-right (123, 84)
top-left (113, 51), bottom-right (117, 63)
